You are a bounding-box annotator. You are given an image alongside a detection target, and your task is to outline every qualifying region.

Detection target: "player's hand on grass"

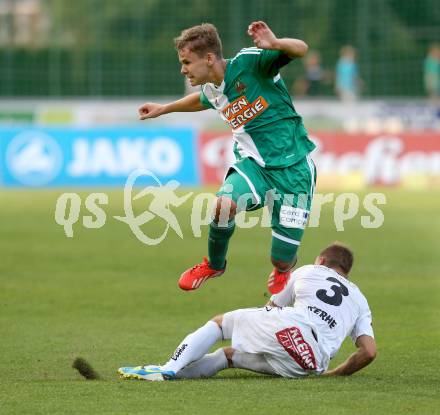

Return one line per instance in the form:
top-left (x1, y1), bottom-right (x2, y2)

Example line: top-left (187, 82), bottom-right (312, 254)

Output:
top-left (138, 102), bottom-right (166, 120)
top-left (247, 21), bottom-right (278, 50)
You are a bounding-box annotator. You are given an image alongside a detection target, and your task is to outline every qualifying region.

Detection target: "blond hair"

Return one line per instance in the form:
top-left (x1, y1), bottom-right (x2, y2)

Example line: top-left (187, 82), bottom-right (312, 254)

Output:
top-left (174, 23), bottom-right (223, 58)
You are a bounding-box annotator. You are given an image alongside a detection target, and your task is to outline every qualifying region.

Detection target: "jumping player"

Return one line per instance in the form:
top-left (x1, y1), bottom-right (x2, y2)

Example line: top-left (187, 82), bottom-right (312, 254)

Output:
top-left (118, 244), bottom-right (376, 380)
top-left (138, 21), bottom-right (316, 294)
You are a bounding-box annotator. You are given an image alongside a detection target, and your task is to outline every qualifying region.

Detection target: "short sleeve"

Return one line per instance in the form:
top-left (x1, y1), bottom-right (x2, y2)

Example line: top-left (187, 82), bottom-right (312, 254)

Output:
top-left (233, 48), bottom-right (292, 77)
top-left (350, 297), bottom-right (374, 343)
top-left (270, 269), bottom-right (298, 307)
top-left (199, 91), bottom-right (214, 109)
top-left (257, 49), bottom-right (293, 76)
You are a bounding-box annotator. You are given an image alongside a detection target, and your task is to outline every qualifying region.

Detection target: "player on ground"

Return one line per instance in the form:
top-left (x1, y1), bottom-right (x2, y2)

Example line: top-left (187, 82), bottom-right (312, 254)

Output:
top-left (138, 21), bottom-right (316, 294)
top-left (118, 244), bottom-right (376, 380)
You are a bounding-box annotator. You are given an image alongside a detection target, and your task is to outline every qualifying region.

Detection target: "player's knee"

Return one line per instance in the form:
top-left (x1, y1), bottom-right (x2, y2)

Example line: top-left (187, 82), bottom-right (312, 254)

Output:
top-left (222, 347), bottom-right (235, 367)
top-left (211, 314), bottom-right (224, 328)
top-left (213, 197), bottom-right (237, 223)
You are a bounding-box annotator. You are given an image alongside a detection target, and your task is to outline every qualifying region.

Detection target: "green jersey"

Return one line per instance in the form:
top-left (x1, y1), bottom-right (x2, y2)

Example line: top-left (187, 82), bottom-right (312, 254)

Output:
top-left (200, 47), bottom-right (315, 168)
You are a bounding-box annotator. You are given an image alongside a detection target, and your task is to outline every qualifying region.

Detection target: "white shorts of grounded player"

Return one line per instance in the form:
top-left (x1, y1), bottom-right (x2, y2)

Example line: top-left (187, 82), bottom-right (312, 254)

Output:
top-left (222, 307), bottom-right (330, 378)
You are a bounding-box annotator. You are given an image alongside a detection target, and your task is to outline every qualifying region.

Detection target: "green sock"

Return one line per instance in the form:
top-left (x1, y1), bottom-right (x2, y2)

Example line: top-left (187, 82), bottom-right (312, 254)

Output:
top-left (208, 220), bottom-right (235, 270)
top-left (271, 233), bottom-right (301, 265)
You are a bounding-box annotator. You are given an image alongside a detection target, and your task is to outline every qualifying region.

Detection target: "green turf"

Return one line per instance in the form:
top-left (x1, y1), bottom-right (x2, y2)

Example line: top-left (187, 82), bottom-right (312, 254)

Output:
top-left (0, 188), bottom-right (439, 414)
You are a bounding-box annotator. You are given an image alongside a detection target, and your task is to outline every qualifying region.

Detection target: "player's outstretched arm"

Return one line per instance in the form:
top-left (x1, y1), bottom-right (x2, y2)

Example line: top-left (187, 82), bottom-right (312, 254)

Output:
top-left (138, 92), bottom-right (206, 120)
top-left (247, 21), bottom-right (308, 59)
top-left (323, 335), bottom-right (377, 376)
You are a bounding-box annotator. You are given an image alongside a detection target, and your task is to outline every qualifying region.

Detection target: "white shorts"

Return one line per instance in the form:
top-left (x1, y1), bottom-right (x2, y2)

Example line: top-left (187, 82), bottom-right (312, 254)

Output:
top-left (222, 307), bottom-right (328, 378)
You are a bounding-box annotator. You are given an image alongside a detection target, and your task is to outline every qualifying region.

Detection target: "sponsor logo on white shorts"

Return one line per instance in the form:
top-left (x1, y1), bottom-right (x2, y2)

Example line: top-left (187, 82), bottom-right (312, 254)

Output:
top-left (276, 326), bottom-right (317, 370)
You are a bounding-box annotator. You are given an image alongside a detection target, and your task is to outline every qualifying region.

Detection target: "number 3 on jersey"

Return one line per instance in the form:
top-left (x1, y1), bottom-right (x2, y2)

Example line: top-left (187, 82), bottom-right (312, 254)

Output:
top-left (316, 277), bottom-right (349, 306)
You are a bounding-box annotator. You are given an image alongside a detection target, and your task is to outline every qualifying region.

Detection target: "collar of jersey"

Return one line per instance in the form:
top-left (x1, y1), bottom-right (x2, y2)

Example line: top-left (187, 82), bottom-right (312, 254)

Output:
top-left (211, 59), bottom-right (231, 93)
top-left (316, 264), bottom-right (348, 280)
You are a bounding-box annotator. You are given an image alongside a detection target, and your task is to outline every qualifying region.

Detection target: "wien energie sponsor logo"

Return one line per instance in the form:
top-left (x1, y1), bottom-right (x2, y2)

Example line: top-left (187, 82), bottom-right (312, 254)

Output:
top-left (222, 96), bottom-right (269, 129)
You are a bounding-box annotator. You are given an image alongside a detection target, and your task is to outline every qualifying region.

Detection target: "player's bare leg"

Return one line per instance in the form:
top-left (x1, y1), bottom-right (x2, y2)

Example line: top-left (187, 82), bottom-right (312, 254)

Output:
top-left (223, 347), bottom-right (278, 375)
top-left (179, 197), bottom-right (237, 290)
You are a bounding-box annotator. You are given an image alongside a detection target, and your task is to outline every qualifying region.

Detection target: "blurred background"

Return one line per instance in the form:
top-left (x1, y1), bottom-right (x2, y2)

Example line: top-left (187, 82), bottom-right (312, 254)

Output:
top-left (0, 0), bottom-right (439, 188)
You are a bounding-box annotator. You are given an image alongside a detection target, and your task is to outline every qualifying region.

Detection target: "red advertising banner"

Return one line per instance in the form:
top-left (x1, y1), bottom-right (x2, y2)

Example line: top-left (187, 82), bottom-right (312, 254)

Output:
top-left (199, 131), bottom-right (440, 188)
top-left (198, 131), bottom-right (236, 185)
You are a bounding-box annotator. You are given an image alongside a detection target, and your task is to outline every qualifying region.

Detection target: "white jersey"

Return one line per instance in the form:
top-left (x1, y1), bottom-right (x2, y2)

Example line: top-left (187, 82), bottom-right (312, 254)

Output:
top-left (271, 265), bottom-right (374, 360)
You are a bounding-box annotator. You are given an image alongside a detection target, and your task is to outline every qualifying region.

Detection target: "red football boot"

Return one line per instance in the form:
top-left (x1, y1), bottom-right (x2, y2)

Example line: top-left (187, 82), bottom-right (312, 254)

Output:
top-left (267, 268), bottom-right (291, 294)
top-left (179, 257), bottom-right (225, 291)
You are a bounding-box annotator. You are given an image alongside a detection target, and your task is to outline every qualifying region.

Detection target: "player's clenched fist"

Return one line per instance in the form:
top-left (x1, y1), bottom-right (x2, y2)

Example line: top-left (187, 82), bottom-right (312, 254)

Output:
top-left (138, 102), bottom-right (166, 120)
top-left (247, 21), bottom-right (278, 50)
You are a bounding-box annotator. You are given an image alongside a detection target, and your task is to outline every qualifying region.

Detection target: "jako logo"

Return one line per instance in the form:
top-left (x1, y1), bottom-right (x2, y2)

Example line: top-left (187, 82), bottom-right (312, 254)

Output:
top-left (170, 344), bottom-right (188, 361)
top-left (6, 131), bottom-right (63, 186)
top-left (67, 137), bottom-right (183, 177)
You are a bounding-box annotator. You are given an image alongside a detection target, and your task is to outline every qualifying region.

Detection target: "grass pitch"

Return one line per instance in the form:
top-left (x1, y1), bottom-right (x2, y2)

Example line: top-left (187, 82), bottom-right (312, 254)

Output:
top-left (0, 187), bottom-right (439, 414)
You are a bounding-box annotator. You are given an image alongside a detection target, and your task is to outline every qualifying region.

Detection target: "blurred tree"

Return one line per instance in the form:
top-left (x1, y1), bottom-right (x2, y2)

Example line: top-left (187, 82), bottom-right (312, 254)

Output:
top-left (1, 0), bottom-right (438, 96)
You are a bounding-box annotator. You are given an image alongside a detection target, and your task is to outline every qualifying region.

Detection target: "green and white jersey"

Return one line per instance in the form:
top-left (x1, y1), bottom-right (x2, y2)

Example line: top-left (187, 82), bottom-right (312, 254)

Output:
top-left (200, 47), bottom-right (315, 168)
